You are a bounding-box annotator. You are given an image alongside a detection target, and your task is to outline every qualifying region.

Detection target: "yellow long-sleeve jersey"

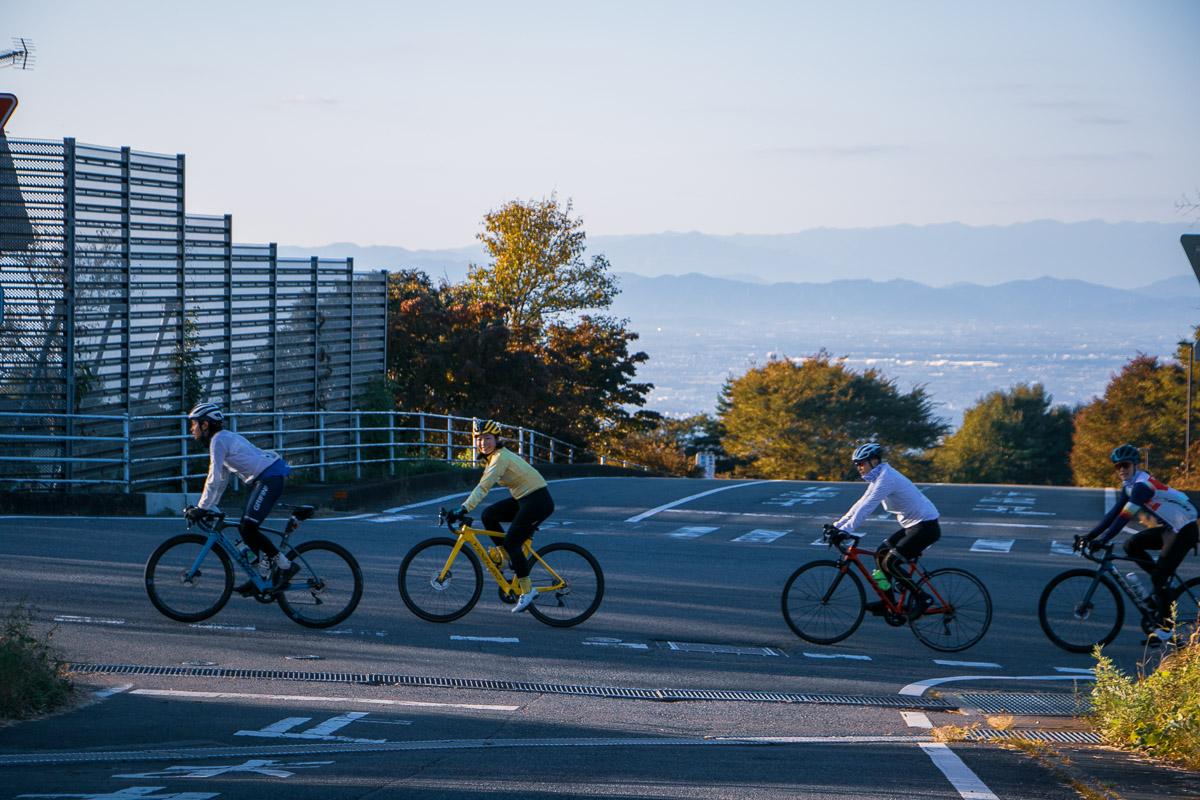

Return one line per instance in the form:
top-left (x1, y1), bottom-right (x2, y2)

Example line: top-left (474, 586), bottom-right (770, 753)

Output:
top-left (462, 447), bottom-right (548, 512)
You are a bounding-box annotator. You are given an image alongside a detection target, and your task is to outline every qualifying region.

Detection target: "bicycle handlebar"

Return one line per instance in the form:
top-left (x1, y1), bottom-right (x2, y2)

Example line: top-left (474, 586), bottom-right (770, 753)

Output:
top-left (439, 507), bottom-right (473, 530)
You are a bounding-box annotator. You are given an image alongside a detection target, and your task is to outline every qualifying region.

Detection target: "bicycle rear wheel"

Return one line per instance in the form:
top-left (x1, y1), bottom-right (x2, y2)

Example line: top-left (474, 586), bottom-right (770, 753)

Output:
top-left (527, 542), bottom-right (604, 627)
top-left (144, 533), bottom-right (233, 623)
top-left (277, 541), bottom-right (364, 629)
top-left (909, 568), bottom-right (992, 652)
top-left (398, 537), bottom-right (482, 622)
top-left (781, 560), bottom-right (865, 645)
top-left (1038, 568), bottom-right (1124, 653)
top-left (1170, 576), bottom-right (1200, 641)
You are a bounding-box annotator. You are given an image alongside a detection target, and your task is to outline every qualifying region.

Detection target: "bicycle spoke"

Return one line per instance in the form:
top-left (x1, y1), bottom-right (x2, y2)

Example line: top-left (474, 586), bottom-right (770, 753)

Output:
top-left (144, 533), bottom-right (233, 623)
top-left (277, 541), bottom-right (363, 629)
top-left (909, 568), bottom-right (992, 652)
top-left (399, 537), bottom-right (483, 622)
top-left (527, 543), bottom-right (604, 627)
top-left (781, 561), bottom-right (865, 645)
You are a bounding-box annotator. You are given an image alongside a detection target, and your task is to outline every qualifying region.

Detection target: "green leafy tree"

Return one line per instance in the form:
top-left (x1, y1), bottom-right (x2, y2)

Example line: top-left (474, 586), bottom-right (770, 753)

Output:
top-left (465, 193), bottom-right (618, 337)
top-left (931, 383), bottom-right (1074, 485)
top-left (1071, 353), bottom-right (1186, 487)
top-left (717, 351), bottom-right (947, 480)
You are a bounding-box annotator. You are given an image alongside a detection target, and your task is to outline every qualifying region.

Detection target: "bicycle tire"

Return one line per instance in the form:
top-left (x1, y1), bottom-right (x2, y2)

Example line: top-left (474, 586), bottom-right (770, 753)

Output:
top-left (144, 533), bottom-right (233, 623)
top-left (1038, 568), bottom-right (1124, 653)
top-left (527, 542), bottom-right (604, 628)
top-left (398, 537), bottom-right (483, 622)
top-left (1170, 576), bottom-right (1200, 640)
top-left (781, 560), bottom-right (865, 645)
top-left (277, 540), bottom-right (364, 629)
top-left (909, 568), bottom-right (992, 652)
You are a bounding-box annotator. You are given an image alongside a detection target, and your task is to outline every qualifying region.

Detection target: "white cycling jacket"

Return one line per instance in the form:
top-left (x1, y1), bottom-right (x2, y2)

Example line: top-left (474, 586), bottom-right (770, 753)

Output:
top-left (835, 462), bottom-right (939, 534)
top-left (197, 430), bottom-right (283, 510)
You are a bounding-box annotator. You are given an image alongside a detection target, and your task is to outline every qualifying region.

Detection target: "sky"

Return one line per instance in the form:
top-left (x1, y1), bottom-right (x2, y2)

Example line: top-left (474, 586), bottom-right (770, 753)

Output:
top-left (3, 0), bottom-right (1199, 251)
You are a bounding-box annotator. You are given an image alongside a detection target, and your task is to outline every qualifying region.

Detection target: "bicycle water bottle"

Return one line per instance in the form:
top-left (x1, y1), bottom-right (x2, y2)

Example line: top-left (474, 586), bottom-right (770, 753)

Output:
top-left (488, 547), bottom-right (509, 568)
top-left (1125, 572), bottom-right (1148, 600)
top-left (871, 569), bottom-right (891, 591)
top-left (238, 543), bottom-right (259, 567)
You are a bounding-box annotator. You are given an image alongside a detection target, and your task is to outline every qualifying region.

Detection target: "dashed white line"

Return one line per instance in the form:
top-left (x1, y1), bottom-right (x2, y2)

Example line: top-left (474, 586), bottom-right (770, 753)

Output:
top-left (933, 660), bottom-right (1000, 669)
top-left (802, 652), bottom-right (871, 661)
top-left (451, 635), bottom-right (519, 643)
top-left (901, 711), bottom-right (933, 729)
top-left (919, 742), bottom-right (1000, 799)
top-left (54, 615), bottom-right (124, 625)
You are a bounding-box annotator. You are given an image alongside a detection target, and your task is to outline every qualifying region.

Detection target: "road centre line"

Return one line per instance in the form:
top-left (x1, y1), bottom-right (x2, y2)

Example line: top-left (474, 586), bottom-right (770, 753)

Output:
top-left (626, 481), bottom-right (770, 522)
top-left (128, 688), bottom-right (520, 711)
top-left (920, 742), bottom-right (1000, 800)
top-left (900, 674), bottom-right (1096, 696)
top-left (451, 635), bottom-right (519, 643)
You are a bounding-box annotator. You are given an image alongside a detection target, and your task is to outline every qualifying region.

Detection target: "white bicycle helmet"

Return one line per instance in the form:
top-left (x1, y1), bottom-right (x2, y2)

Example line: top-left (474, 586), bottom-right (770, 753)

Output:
top-left (851, 443), bottom-right (884, 463)
top-left (188, 402), bottom-right (224, 424)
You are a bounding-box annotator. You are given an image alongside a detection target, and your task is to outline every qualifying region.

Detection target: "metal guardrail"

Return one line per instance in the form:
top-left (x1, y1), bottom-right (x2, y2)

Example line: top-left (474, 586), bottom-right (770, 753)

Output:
top-left (0, 410), bottom-right (649, 493)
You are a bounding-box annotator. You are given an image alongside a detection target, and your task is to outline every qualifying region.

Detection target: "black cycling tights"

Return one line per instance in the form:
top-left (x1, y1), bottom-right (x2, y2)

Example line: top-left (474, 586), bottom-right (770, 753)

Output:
top-left (1124, 521), bottom-right (1200, 623)
top-left (239, 473), bottom-right (286, 559)
top-left (481, 487), bottom-right (555, 579)
top-left (877, 519), bottom-right (942, 596)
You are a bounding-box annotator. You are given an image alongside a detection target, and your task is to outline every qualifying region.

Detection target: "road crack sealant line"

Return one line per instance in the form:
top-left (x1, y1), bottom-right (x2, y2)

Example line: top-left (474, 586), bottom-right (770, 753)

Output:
top-left (66, 663), bottom-right (954, 710)
top-left (0, 735), bottom-right (938, 767)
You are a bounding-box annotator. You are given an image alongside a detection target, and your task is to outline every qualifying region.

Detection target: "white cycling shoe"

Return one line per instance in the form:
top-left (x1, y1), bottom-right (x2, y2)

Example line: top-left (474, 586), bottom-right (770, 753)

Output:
top-left (512, 592), bottom-right (537, 613)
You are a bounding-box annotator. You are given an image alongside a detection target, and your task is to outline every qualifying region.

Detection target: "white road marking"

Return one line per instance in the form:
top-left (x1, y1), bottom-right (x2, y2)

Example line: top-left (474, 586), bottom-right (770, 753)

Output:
top-left (920, 742), bottom-right (1000, 799)
top-left (901, 711), bottom-right (933, 728)
top-left (92, 684), bottom-right (134, 698)
top-left (668, 526), bottom-right (718, 539)
top-left (237, 712), bottom-right (385, 743)
top-left (900, 674), bottom-right (1096, 696)
top-left (129, 688), bottom-right (519, 711)
top-left (54, 615), bottom-right (124, 625)
top-left (802, 652), bottom-right (871, 661)
top-left (451, 635), bottom-right (519, 643)
top-left (582, 641), bottom-right (650, 649)
top-left (625, 481), bottom-right (770, 522)
top-left (969, 539), bottom-right (1014, 553)
top-left (190, 623), bottom-right (256, 631)
top-left (1050, 540), bottom-right (1077, 556)
top-left (115, 758), bottom-right (334, 778)
top-left (933, 660), bottom-right (1000, 668)
top-left (361, 515), bottom-right (414, 523)
top-left (731, 528), bottom-right (789, 543)
top-left (1054, 667), bottom-right (1095, 675)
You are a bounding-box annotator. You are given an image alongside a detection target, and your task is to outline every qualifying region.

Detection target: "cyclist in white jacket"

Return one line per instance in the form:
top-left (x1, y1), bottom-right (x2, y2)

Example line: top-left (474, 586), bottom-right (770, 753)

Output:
top-left (183, 403), bottom-right (297, 593)
top-left (831, 443), bottom-right (941, 618)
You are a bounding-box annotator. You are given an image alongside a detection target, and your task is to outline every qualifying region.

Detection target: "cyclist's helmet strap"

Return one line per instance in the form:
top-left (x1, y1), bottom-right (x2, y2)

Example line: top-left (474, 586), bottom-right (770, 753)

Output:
top-left (852, 442), bottom-right (884, 463)
top-left (473, 418), bottom-right (501, 437)
top-left (188, 402), bottom-right (224, 424)
top-left (1110, 444), bottom-right (1140, 465)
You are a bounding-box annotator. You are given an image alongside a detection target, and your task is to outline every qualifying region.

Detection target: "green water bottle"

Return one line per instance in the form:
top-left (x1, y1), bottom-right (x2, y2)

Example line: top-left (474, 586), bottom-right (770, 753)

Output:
top-left (871, 569), bottom-right (891, 591)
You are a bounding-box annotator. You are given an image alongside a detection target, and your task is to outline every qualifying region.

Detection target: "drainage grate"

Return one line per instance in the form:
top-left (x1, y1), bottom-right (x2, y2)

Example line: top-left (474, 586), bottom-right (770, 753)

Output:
top-left (966, 729), bottom-right (1103, 745)
top-left (958, 693), bottom-right (1089, 716)
top-left (66, 663), bottom-right (953, 710)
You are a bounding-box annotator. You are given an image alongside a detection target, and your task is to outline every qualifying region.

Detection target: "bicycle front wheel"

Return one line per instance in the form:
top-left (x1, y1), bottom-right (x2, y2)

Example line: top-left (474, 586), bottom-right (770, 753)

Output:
top-left (909, 568), bottom-right (992, 652)
top-left (781, 560), bottom-right (865, 645)
top-left (144, 533), bottom-right (233, 623)
top-left (277, 541), bottom-right (364, 628)
top-left (527, 542), bottom-right (604, 628)
top-left (1038, 569), bottom-right (1124, 653)
top-left (398, 537), bottom-right (482, 622)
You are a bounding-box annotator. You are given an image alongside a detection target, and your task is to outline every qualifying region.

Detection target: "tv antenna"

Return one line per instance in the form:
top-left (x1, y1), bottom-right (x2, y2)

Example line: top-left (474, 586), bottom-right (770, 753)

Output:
top-left (0, 38), bottom-right (35, 70)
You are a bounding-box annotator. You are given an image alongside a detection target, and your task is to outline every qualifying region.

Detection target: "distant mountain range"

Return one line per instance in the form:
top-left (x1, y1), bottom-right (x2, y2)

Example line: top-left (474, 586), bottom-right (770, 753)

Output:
top-left (281, 219), bottom-right (1199, 289)
top-left (281, 221), bottom-right (1200, 424)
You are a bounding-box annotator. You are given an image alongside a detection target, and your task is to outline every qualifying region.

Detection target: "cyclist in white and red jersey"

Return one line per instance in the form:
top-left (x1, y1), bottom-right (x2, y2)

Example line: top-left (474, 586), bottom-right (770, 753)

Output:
top-left (1081, 444), bottom-right (1199, 645)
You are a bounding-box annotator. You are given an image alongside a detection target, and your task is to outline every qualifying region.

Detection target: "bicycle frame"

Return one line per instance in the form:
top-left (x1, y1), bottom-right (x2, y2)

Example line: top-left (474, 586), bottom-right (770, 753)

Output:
top-left (1073, 541), bottom-right (1196, 622)
top-left (828, 533), bottom-right (935, 614)
top-left (440, 516), bottom-right (564, 597)
top-left (185, 510), bottom-right (306, 595)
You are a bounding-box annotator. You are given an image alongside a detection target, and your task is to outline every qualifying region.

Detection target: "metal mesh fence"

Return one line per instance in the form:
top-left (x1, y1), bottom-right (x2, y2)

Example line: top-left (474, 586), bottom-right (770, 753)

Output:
top-left (0, 136), bottom-right (386, 490)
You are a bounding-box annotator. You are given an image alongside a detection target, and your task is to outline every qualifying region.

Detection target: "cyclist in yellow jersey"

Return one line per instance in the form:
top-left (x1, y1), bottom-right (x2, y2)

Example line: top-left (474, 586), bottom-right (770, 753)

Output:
top-left (450, 419), bottom-right (555, 613)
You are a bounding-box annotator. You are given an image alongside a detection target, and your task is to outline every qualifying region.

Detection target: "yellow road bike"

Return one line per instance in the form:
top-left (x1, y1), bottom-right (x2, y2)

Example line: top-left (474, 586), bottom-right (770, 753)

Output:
top-left (397, 508), bottom-right (604, 627)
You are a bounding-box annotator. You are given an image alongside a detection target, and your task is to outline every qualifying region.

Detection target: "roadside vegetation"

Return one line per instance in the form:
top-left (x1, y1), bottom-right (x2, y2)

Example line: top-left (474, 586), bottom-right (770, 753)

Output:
top-left (1090, 632), bottom-right (1200, 769)
top-left (0, 600), bottom-right (73, 720)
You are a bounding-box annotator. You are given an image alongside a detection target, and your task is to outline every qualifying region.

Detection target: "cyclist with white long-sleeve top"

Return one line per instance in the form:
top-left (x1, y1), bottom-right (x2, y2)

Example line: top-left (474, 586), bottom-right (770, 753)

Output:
top-left (828, 443), bottom-right (941, 618)
top-left (183, 402), bottom-right (298, 594)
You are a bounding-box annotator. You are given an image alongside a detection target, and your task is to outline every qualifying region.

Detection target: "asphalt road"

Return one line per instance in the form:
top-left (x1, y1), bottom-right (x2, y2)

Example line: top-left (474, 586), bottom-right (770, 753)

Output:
top-left (0, 476), bottom-right (1167, 799)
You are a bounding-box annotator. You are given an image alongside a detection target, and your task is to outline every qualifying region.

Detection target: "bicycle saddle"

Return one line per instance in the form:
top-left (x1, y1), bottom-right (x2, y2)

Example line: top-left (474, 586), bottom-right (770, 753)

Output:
top-left (290, 505), bottom-right (316, 521)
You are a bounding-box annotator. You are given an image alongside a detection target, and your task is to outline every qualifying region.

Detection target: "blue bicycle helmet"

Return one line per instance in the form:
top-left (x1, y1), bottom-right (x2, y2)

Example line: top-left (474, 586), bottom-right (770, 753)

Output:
top-left (851, 443), bottom-right (884, 463)
top-left (1110, 444), bottom-right (1140, 465)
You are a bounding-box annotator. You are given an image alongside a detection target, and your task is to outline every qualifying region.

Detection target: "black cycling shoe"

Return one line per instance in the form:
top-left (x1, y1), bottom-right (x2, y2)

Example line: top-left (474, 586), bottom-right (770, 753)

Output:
top-left (864, 600), bottom-right (889, 617)
top-left (907, 592), bottom-right (934, 620)
top-left (272, 562), bottom-right (301, 591)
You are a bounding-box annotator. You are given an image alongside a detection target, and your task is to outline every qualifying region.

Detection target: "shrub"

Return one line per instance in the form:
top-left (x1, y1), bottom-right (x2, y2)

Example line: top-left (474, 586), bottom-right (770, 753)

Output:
top-left (1090, 633), bottom-right (1200, 768)
top-left (0, 600), bottom-right (73, 719)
